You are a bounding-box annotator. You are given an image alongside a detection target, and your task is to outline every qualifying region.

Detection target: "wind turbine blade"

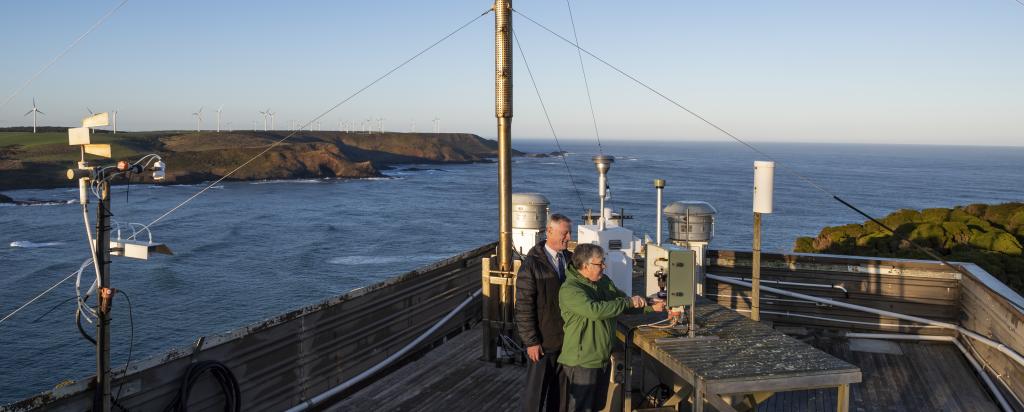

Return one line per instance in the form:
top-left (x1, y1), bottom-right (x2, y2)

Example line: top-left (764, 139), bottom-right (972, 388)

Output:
top-left (32, 97), bottom-right (37, 107)
top-left (24, 110), bottom-right (32, 116)
top-left (218, 104), bottom-right (223, 112)
top-left (87, 107), bottom-right (94, 114)
top-left (37, 110), bottom-right (45, 116)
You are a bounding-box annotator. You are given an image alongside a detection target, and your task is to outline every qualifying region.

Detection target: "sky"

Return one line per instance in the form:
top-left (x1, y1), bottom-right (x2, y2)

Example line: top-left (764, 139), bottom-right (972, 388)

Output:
top-left (0, 0), bottom-right (1021, 146)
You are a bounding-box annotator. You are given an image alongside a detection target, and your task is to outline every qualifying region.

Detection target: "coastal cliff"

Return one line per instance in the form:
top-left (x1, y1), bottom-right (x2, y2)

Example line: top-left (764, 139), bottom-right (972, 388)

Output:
top-left (0, 130), bottom-right (515, 190)
top-left (794, 203), bottom-right (1024, 293)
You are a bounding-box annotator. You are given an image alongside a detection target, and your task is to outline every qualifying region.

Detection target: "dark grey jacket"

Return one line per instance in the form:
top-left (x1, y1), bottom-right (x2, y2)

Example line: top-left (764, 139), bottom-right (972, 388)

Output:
top-left (515, 241), bottom-right (571, 351)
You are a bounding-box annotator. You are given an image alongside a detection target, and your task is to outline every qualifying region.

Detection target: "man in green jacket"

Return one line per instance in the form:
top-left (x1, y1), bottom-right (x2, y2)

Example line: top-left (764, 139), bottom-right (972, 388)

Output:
top-left (558, 244), bottom-right (665, 412)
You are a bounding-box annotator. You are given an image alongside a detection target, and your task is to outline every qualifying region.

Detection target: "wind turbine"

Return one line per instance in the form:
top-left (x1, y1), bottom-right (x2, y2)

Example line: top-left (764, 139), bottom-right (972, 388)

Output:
top-left (87, 108), bottom-right (95, 134)
top-left (432, 117), bottom-right (440, 134)
top-left (112, 108), bottom-right (118, 134)
top-left (24, 98), bottom-right (44, 133)
top-left (269, 111), bottom-right (276, 130)
top-left (378, 117), bottom-right (385, 134)
top-left (316, 120), bottom-right (321, 131)
top-left (258, 109), bottom-right (269, 131)
top-left (216, 105), bottom-right (223, 133)
top-left (226, 121), bottom-right (233, 132)
top-left (192, 106), bottom-right (204, 132)
top-left (409, 119), bottom-right (416, 133)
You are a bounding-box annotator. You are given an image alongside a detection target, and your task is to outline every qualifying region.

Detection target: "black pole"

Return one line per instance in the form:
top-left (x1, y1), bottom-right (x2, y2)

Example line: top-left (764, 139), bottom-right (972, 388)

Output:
top-left (94, 180), bottom-right (112, 412)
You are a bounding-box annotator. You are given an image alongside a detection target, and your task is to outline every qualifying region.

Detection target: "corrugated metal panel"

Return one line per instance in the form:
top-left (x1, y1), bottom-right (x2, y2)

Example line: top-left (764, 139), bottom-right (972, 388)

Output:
top-left (3, 243), bottom-right (495, 412)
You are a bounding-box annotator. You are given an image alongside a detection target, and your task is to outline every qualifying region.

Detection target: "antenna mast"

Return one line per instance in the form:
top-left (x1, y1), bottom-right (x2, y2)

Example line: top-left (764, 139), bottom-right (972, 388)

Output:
top-left (495, 0), bottom-right (512, 272)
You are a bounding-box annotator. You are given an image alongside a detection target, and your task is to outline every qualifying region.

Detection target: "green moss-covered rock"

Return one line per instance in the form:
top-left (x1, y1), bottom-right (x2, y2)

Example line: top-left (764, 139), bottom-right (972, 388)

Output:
top-left (883, 209), bottom-right (923, 228)
top-left (907, 223), bottom-right (947, 251)
top-left (794, 202), bottom-right (1024, 294)
top-left (969, 231), bottom-right (1023, 255)
top-left (794, 237), bottom-right (815, 253)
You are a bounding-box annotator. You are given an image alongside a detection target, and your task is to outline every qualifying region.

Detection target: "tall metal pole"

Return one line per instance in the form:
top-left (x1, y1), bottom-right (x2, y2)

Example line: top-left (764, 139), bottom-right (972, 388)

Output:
top-left (94, 181), bottom-right (112, 412)
top-left (495, 0), bottom-right (513, 273)
top-left (752, 212), bottom-right (762, 321)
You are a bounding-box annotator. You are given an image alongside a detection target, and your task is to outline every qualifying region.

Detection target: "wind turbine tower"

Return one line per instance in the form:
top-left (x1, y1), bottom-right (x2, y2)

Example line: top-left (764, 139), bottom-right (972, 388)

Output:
top-left (112, 109), bottom-right (118, 134)
top-left (378, 117), bottom-right (385, 134)
top-left (216, 105), bottom-right (223, 133)
top-left (269, 111), bottom-right (276, 130)
top-left (433, 117), bottom-right (440, 134)
top-left (192, 106), bottom-right (204, 132)
top-left (24, 98), bottom-right (44, 133)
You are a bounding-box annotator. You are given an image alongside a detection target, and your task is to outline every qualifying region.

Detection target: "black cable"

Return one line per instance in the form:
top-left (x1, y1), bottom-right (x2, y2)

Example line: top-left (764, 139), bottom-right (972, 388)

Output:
top-left (163, 360), bottom-right (241, 412)
top-left (32, 295), bottom-right (76, 323)
top-left (512, 31), bottom-right (588, 212)
top-left (76, 298), bottom-right (97, 346)
top-left (114, 289), bottom-right (134, 402)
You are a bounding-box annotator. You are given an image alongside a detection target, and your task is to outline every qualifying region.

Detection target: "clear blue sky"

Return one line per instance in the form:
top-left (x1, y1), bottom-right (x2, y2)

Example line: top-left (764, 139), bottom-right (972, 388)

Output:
top-left (1, 0), bottom-right (1021, 146)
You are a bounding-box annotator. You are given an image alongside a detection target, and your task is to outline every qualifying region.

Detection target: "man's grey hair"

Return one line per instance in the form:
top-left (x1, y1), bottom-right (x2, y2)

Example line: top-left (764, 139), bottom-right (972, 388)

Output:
top-left (572, 243), bottom-right (605, 269)
top-left (547, 213), bottom-right (571, 228)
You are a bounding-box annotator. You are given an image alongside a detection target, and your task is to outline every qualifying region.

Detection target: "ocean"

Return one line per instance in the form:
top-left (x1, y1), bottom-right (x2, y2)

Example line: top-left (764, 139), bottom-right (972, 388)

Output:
top-left (1, 139), bottom-right (1022, 403)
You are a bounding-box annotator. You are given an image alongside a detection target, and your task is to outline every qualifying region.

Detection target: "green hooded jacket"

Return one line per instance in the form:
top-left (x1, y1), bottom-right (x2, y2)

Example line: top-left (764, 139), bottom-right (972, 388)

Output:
top-left (558, 264), bottom-right (651, 368)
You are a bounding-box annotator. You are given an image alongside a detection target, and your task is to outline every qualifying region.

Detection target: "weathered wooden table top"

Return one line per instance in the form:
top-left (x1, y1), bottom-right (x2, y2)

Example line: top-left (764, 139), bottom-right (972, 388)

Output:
top-left (618, 298), bottom-right (861, 394)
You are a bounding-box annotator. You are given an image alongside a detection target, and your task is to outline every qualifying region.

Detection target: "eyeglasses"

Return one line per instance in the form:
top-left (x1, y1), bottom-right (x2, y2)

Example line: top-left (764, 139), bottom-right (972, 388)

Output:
top-left (587, 260), bottom-right (607, 267)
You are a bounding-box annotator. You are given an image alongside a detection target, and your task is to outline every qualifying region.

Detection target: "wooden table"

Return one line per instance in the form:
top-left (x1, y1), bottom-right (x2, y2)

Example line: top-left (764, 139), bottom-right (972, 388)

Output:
top-left (617, 299), bottom-right (861, 412)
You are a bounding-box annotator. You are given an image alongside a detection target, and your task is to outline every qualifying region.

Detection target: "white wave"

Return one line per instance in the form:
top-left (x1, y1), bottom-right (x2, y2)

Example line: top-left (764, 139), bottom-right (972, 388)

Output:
top-left (327, 254), bottom-right (449, 266)
top-left (8, 199), bottom-right (77, 206)
top-left (250, 179), bottom-right (322, 185)
top-left (10, 240), bottom-right (64, 248)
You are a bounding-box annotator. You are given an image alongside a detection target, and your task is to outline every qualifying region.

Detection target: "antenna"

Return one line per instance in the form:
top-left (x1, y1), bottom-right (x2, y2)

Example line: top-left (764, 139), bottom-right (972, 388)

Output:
top-left (192, 106), bottom-right (204, 132)
top-left (24, 97), bottom-right (44, 134)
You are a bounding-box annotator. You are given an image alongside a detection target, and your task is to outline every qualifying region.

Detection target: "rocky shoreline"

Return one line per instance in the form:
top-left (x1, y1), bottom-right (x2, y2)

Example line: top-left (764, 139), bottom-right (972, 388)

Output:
top-left (0, 131), bottom-right (517, 191)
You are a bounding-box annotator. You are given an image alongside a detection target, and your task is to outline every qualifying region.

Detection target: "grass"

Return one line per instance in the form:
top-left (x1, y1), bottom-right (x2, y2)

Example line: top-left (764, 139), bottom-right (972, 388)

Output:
top-left (0, 132), bottom-right (69, 147)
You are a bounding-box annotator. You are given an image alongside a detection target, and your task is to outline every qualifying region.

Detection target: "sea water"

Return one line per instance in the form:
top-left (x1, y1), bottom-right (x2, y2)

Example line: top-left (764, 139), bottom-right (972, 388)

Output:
top-left (1, 140), bottom-right (1022, 403)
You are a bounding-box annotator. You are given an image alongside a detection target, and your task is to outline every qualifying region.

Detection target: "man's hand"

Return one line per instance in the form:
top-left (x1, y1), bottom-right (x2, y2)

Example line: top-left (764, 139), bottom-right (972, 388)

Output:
top-left (527, 344), bottom-right (544, 363)
top-left (650, 299), bottom-right (666, 312)
top-left (631, 295), bottom-right (647, 309)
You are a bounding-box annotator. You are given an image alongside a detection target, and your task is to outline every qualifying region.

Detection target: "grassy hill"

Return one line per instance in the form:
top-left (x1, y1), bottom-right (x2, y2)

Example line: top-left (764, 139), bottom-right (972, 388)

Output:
top-left (794, 203), bottom-right (1024, 293)
top-left (0, 130), bottom-right (510, 190)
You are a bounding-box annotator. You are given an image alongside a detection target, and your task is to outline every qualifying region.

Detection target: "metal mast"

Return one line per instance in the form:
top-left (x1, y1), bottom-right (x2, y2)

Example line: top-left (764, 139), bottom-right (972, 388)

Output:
top-left (495, 0), bottom-right (513, 272)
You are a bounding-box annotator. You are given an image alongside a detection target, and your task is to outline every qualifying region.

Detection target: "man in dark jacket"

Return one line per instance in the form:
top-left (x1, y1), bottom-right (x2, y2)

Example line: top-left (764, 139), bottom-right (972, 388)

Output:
top-left (515, 213), bottom-right (573, 412)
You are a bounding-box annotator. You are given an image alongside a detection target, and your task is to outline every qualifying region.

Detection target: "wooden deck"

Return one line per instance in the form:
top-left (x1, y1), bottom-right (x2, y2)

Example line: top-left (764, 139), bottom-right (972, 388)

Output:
top-left (327, 323), bottom-right (524, 411)
top-left (755, 335), bottom-right (1000, 411)
top-left (331, 317), bottom-right (998, 412)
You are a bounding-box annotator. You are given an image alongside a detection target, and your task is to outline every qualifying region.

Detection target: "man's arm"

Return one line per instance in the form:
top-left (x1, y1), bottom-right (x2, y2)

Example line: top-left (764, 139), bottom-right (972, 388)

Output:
top-left (514, 261), bottom-right (541, 347)
top-left (559, 285), bottom-right (630, 321)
